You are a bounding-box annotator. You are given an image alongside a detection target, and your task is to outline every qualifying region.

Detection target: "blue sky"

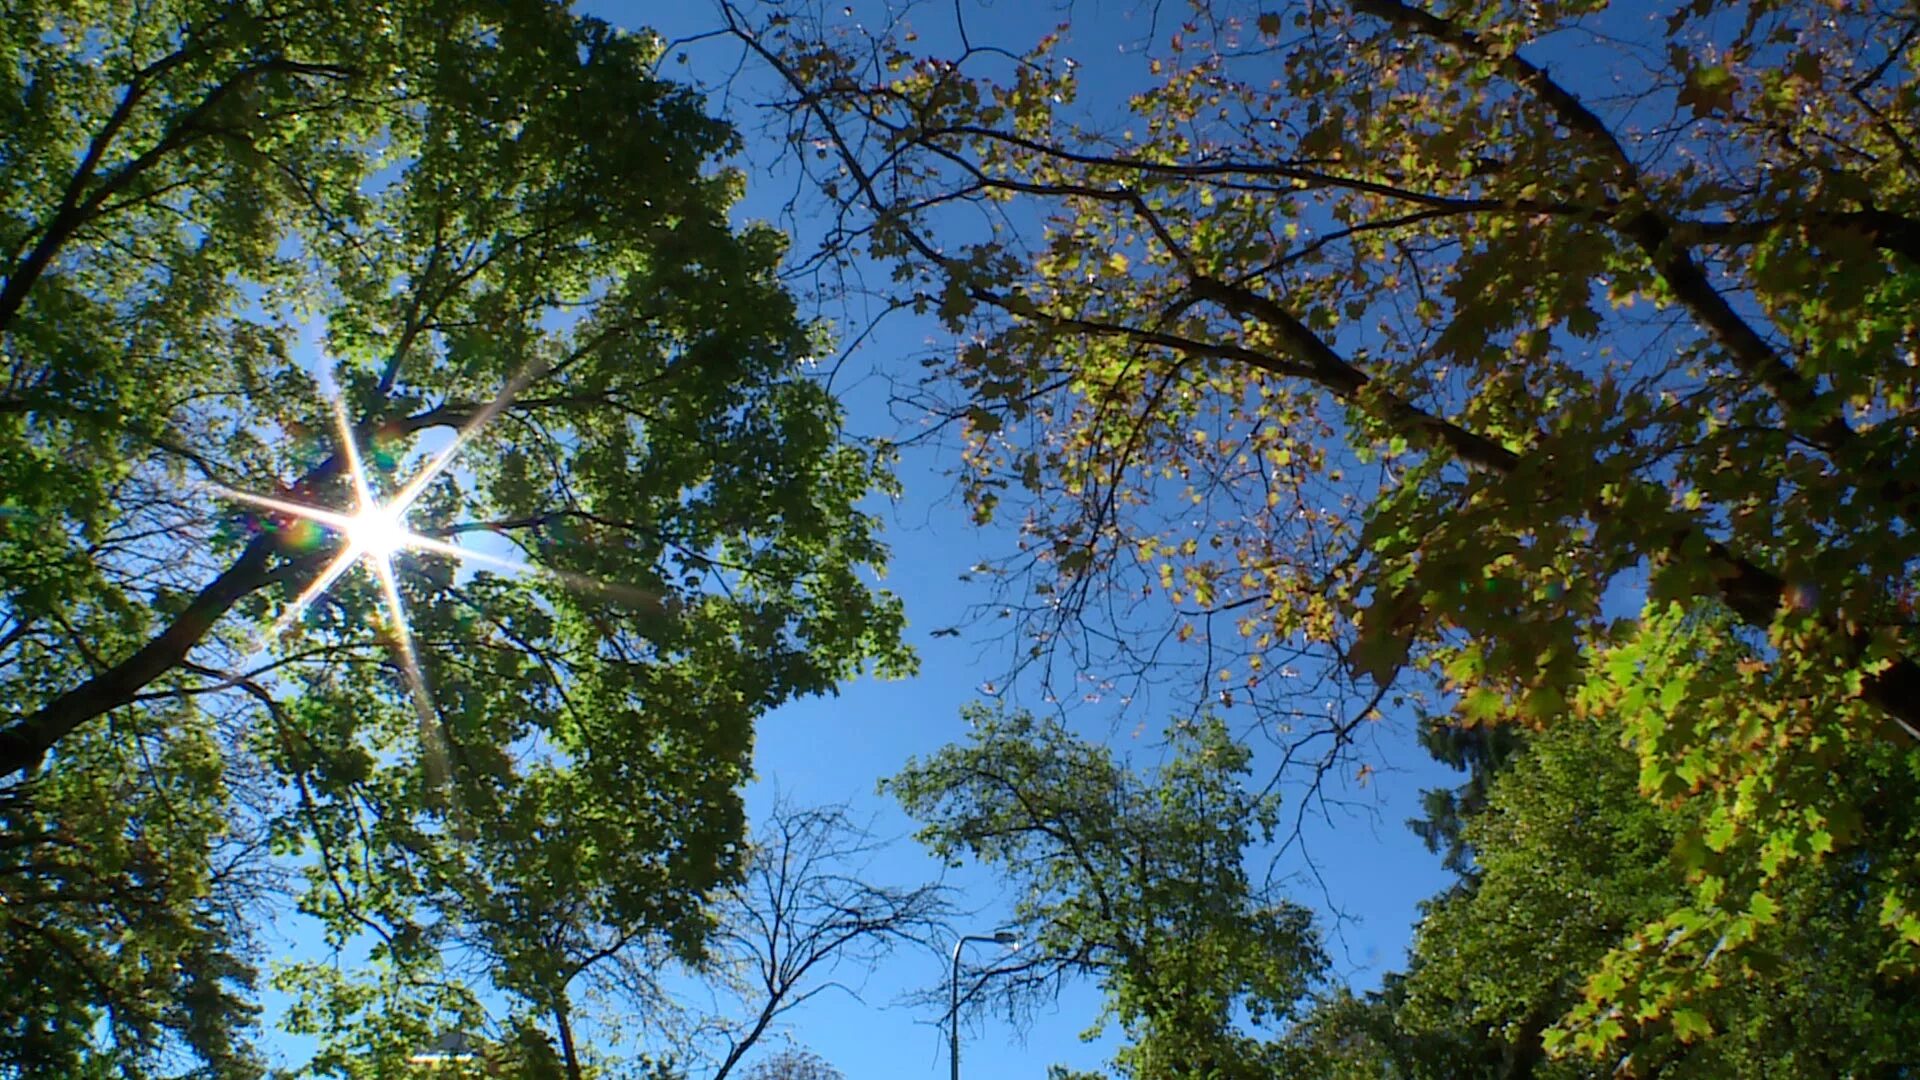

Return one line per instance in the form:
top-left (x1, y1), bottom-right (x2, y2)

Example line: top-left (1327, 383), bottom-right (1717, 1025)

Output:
top-left (569, 1), bottom-right (1468, 1075)
top-left (243, 2), bottom-right (1466, 1074)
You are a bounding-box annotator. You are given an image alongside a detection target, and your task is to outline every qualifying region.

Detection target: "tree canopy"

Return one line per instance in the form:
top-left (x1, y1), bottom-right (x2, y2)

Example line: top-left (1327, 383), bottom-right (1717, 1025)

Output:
top-left (0, 1), bottom-right (907, 1073)
top-left (888, 706), bottom-right (1325, 1079)
top-left (737, 0), bottom-right (1920, 1059)
top-left (13, 0), bottom-right (1920, 1073)
top-left (1281, 608), bottom-right (1920, 1078)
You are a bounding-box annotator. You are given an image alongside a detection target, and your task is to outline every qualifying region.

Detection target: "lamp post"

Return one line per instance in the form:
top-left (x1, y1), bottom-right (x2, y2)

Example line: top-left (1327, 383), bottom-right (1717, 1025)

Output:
top-left (950, 930), bottom-right (1018, 1080)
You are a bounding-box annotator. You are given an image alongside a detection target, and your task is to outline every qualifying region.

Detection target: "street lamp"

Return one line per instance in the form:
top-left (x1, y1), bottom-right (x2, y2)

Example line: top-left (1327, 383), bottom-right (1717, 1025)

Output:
top-left (950, 930), bottom-right (1018, 1080)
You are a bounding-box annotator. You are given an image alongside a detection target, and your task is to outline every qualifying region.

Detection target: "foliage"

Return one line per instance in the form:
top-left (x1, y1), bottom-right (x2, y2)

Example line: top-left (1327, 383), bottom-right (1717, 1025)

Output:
top-left (1538, 605), bottom-right (1920, 1069)
top-left (1398, 694), bottom-right (1687, 1077)
top-left (0, 1), bottom-right (907, 1072)
top-left (742, 1046), bottom-right (845, 1080)
top-left (1406, 716), bottom-right (1526, 881)
top-left (0, 712), bottom-right (261, 1074)
top-left (887, 705), bottom-right (1325, 1079)
top-left (738, 0), bottom-right (1920, 1048)
top-left (1282, 606), bottom-right (1920, 1077)
top-left (1277, 981), bottom-right (1510, 1080)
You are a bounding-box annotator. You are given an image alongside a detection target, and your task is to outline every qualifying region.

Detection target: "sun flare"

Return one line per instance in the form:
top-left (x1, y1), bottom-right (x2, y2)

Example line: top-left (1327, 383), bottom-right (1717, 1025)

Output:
top-left (211, 391), bottom-right (527, 670)
top-left (348, 506), bottom-right (409, 561)
top-left (205, 369), bottom-right (658, 790)
top-left (193, 353), bottom-right (606, 796)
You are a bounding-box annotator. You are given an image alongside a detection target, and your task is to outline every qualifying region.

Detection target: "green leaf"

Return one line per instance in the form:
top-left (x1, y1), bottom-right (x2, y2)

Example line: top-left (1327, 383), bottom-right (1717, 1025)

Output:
top-left (1671, 1007), bottom-right (1713, 1043)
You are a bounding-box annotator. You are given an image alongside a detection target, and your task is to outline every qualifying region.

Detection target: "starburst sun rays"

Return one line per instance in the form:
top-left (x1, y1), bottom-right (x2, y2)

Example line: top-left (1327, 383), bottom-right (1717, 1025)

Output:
top-left (209, 381), bottom-right (546, 755)
top-left (208, 369), bottom-right (665, 786)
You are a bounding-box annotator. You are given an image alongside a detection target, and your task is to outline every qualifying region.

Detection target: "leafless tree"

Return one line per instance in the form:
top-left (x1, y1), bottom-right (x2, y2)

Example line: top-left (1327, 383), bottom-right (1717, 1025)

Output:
top-left (685, 799), bottom-right (955, 1080)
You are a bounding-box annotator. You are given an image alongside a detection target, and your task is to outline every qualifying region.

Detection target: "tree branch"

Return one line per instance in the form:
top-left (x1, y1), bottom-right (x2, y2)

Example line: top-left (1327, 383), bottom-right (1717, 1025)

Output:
top-left (0, 532), bottom-right (277, 777)
top-left (0, 55), bottom-right (353, 335)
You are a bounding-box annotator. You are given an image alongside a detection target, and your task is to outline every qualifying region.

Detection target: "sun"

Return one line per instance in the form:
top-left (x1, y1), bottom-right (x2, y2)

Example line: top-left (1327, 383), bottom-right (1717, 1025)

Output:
top-left (212, 397), bottom-right (486, 651)
top-left (205, 373), bottom-right (575, 791)
top-left (206, 374), bottom-right (660, 790)
top-left (213, 390), bottom-right (550, 643)
top-left (347, 505), bottom-right (409, 561)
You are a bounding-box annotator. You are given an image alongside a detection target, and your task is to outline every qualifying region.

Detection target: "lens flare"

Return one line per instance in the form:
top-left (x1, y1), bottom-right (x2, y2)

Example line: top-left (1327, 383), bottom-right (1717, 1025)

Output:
top-left (209, 375), bottom-right (554, 784)
top-left (349, 506), bottom-right (409, 561)
top-left (210, 359), bottom-right (665, 793)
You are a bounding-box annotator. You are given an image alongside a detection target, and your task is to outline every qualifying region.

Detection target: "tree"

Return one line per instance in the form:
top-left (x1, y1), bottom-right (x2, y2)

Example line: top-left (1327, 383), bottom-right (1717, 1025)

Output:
top-left (284, 798), bottom-right (951, 1080)
top-left (730, 0), bottom-right (1920, 1044)
top-left (1, 2), bottom-right (907, 1072)
top-left (886, 705), bottom-right (1325, 1079)
top-left (1405, 717), bottom-right (1526, 882)
top-left (0, 720), bottom-right (263, 1075)
top-left (1277, 980), bottom-right (1509, 1080)
top-left (1281, 606), bottom-right (1920, 1078)
top-left (1397, 702), bottom-right (1683, 1078)
top-left (1537, 605), bottom-right (1920, 1067)
top-left (698, 802), bottom-right (953, 1080)
top-left (741, 1046), bottom-right (845, 1080)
